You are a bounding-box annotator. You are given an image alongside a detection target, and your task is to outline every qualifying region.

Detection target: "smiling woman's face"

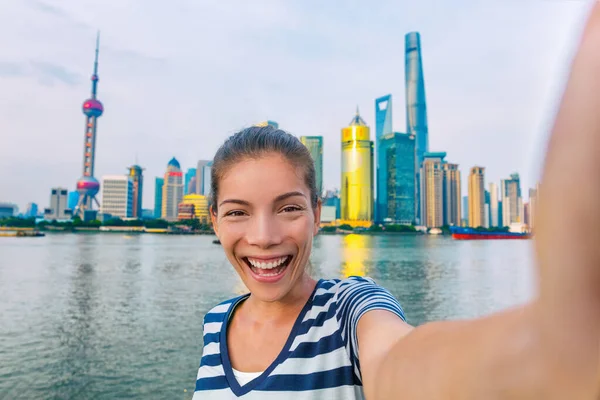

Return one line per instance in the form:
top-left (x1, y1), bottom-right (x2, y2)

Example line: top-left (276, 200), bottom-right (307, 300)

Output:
top-left (211, 152), bottom-right (321, 303)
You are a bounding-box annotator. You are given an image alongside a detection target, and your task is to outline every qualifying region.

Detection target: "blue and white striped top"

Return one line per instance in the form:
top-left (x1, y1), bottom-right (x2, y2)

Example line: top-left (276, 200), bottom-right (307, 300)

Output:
top-left (193, 276), bottom-right (405, 399)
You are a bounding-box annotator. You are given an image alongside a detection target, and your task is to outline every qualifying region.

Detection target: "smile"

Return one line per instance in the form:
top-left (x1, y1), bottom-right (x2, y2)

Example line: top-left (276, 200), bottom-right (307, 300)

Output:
top-left (242, 255), bottom-right (293, 282)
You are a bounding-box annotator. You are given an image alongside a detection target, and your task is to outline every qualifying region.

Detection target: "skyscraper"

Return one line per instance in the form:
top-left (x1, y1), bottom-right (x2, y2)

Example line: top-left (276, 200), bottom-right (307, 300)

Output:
top-left (100, 175), bottom-right (133, 219)
top-left (300, 136), bottom-right (323, 196)
top-left (442, 163), bottom-right (461, 226)
top-left (202, 162), bottom-right (213, 197)
top-left (377, 132), bottom-right (416, 224)
top-left (44, 188), bottom-right (70, 220)
top-left (127, 165), bottom-right (144, 218)
top-left (196, 160), bottom-right (211, 196)
top-left (406, 32), bottom-right (429, 224)
top-left (375, 94), bottom-right (395, 223)
top-left (420, 153), bottom-right (445, 228)
top-left (184, 168), bottom-right (196, 195)
top-left (68, 191), bottom-right (79, 211)
top-left (255, 121), bottom-right (279, 129)
top-left (74, 33), bottom-right (104, 220)
top-left (529, 186), bottom-right (539, 231)
top-left (468, 166), bottom-right (486, 228)
top-left (489, 182), bottom-right (499, 227)
top-left (500, 173), bottom-right (522, 226)
top-left (154, 177), bottom-right (164, 219)
top-left (0, 203), bottom-right (18, 218)
top-left (375, 94), bottom-right (393, 140)
top-left (161, 157), bottom-right (184, 222)
top-left (341, 108), bottom-right (374, 224)
top-left (25, 203), bottom-right (38, 218)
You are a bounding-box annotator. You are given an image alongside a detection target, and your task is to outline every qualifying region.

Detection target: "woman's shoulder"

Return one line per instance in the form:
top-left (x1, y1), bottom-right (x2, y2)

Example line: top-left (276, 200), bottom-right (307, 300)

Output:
top-left (317, 276), bottom-right (405, 321)
top-left (317, 275), bottom-right (380, 294)
top-left (203, 293), bottom-right (248, 323)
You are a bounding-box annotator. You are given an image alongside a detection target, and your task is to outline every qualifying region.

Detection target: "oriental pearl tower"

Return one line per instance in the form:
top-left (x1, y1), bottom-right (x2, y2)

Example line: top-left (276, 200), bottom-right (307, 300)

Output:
top-left (74, 32), bottom-right (103, 219)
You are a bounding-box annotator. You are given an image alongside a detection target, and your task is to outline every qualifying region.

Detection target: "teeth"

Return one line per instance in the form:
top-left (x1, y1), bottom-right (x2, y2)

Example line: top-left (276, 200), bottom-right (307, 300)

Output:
top-left (247, 256), bottom-right (288, 269)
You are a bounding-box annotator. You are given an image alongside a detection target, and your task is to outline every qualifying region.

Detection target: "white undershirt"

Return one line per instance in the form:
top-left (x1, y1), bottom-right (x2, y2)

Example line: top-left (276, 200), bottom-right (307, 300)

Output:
top-left (232, 368), bottom-right (263, 386)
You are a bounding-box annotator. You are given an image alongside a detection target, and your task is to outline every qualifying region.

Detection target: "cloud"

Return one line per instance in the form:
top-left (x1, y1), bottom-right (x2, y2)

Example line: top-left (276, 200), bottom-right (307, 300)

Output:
top-left (0, 62), bottom-right (26, 77)
top-left (28, 0), bottom-right (67, 17)
top-left (30, 61), bottom-right (82, 86)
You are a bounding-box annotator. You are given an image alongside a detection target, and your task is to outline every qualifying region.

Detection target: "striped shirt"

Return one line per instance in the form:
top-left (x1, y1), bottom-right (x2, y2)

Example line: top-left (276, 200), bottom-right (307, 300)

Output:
top-left (193, 276), bottom-right (405, 399)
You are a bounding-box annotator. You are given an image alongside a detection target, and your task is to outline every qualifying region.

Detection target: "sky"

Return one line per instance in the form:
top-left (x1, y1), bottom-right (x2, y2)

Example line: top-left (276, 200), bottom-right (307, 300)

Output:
top-left (0, 0), bottom-right (593, 212)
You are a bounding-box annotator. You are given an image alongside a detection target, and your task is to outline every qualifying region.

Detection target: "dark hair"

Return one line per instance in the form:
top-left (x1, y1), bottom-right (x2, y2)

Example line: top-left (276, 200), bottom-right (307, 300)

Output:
top-left (210, 125), bottom-right (318, 213)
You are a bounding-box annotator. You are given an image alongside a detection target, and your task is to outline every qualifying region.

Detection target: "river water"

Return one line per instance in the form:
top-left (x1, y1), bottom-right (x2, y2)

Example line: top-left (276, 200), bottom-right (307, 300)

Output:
top-left (0, 233), bottom-right (535, 399)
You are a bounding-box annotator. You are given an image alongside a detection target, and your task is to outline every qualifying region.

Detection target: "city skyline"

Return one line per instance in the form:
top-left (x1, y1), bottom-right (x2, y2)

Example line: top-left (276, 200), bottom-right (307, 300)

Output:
top-left (0, 1), bottom-right (592, 211)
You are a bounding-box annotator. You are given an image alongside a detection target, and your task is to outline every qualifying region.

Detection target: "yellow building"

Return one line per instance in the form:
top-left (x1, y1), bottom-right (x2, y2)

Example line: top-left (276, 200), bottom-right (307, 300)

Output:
top-left (468, 166), bottom-right (486, 228)
top-left (254, 121), bottom-right (279, 129)
top-left (179, 194), bottom-right (209, 224)
top-left (340, 108), bottom-right (374, 224)
top-left (420, 154), bottom-right (445, 228)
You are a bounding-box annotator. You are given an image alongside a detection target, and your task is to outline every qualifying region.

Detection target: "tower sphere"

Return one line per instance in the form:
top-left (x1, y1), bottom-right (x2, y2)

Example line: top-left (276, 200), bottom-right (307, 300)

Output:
top-left (76, 176), bottom-right (100, 197)
top-left (82, 98), bottom-right (104, 117)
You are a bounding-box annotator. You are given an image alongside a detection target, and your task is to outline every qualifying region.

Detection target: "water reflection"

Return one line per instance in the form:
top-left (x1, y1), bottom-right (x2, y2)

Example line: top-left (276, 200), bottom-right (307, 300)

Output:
top-left (340, 234), bottom-right (370, 278)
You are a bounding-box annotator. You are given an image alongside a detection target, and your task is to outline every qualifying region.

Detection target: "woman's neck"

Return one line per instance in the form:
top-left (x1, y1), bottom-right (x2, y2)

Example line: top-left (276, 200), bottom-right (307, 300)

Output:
top-left (244, 274), bottom-right (317, 323)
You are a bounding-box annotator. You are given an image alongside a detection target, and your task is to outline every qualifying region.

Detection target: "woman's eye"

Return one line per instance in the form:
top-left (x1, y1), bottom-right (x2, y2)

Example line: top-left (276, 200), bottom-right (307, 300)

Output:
top-left (225, 210), bottom-right (245, 217)
top-left (281, 206), bottom-right (302, 213)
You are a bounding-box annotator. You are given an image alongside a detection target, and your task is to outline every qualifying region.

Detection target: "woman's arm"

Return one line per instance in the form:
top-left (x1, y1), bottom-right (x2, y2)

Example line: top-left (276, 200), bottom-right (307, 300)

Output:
top-left (359, 3), bottom-right (600, 399)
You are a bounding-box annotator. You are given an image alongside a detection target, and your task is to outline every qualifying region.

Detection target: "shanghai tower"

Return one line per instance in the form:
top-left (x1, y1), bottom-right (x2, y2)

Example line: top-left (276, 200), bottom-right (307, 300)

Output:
top-left (74, 33), bottom-right (104, 220)
top-left (405, 32), bottom-right (429, 224)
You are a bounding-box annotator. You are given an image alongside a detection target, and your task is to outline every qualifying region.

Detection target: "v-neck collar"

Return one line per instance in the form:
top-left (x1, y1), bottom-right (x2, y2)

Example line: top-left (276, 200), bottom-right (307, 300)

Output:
top-left (219, 280), bottom-right (322, 397)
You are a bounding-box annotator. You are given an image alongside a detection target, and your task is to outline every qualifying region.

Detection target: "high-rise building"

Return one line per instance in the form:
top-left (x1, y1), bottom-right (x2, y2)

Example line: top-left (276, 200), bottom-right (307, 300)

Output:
top-left (323, 189), bottom-right (341, 220)
top-left (442, 163), bottom-right (461, 226)
top-left (127, 165), bottom-right (144, 219)
top-left (100, 175), bottom-right (133, 219)
top-left (44, 188), bottom-right (70, 220)
top-left (255, 121), bottom-right (279, 129)
top-left (377, 132), bottom-right (416, 224)
top-left (161, 157), bottom-right (184, 222)
top-left (500, 173), bottom-right (522, 226)
top-left (0, 203), bottom-right (18, 218)
top-left (524, 202), bottom-right (531, 227)
top-left (184, 168), bottom-right (196, 195)
top-left (74, 33), bottom-right (104, 220)
top-left (154, 177), bottom-right (164, 219)
top-left (468, 167), bottom-right (486, 228)
top-left (195, 160), bottom-right (211, 196)
top-left (375, 94), bottom-right (393, 140)
top-left (300, 136), bottom-right (323, 197)
top-left (489, 182), bottom-right (499, 227)
top-left (529, 186), bottom-right (539, 231)
top-left (341, 108), bottom-right (374, 224)
top-left (406, 32), bottom-right (429, 224)
top-left (68, 191), bottom-right (79, 210)
top-left (202, 162), bottom-right (213, 197)
top-left (375, 94), bottom-right (412, 224)
top-left (178, 194), bottom-right (210, 224)
top-left (25, 203), bottom-right (38, 218)
top-left (420, 153), bottom-right (445, 228)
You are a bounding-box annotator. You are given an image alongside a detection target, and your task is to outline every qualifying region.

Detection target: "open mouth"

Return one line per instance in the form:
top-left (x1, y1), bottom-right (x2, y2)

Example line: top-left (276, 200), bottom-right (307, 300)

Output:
top-left (242, 255), bottom-right (293, 279)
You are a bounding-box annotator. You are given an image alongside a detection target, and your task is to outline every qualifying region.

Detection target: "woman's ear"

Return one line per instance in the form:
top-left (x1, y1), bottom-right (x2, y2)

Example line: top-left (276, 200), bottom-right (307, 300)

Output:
top-left (313, 198), bottom-right (322, 235)
top-left (210, 205), bottom-right (219, 236)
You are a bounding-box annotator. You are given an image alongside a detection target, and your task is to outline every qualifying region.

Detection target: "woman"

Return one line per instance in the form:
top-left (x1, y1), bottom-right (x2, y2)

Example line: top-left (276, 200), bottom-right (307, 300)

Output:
top-left (194, 4), bottom-right (600, 399)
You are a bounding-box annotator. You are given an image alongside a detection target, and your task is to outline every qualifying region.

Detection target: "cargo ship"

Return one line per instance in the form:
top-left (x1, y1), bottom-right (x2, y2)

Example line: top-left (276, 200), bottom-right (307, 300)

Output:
top-left (450, 226), bottom-right (531, 240)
